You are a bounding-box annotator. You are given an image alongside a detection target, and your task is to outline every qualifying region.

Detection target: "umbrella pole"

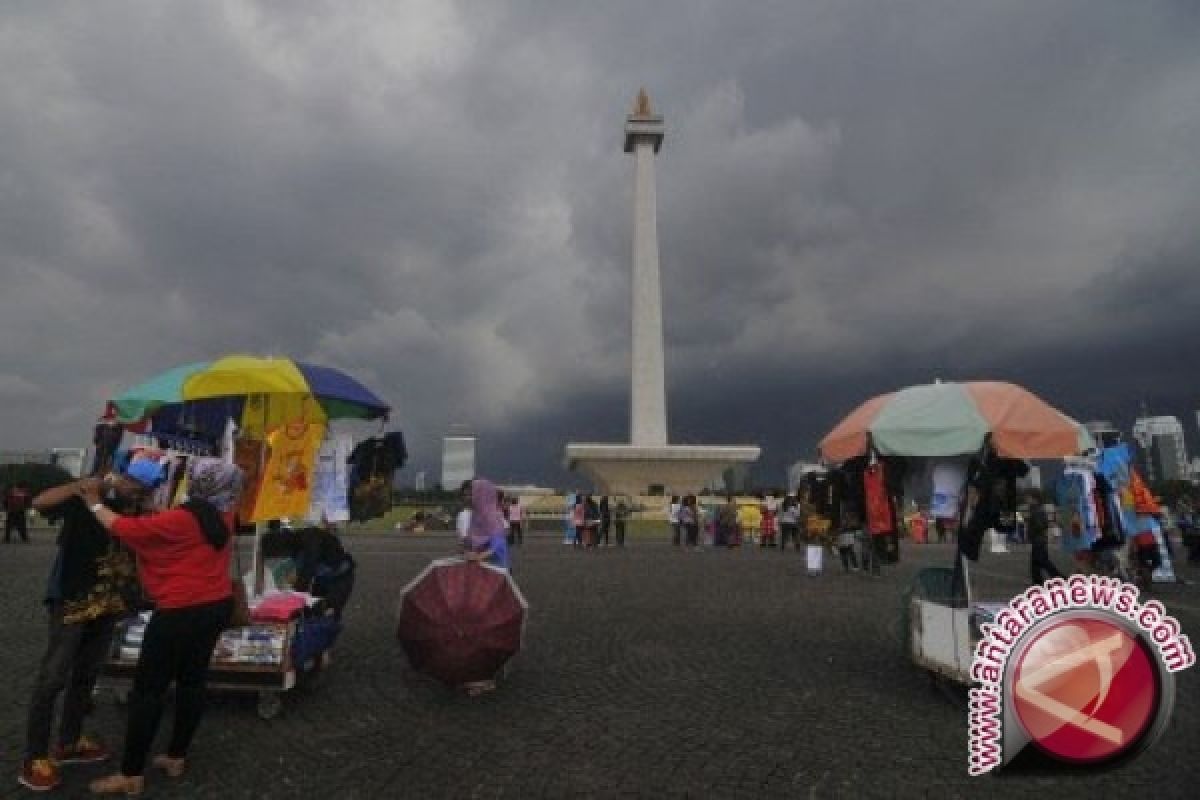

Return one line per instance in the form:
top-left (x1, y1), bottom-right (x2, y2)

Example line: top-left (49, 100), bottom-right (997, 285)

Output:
top-left (253, 393), bottom-right (268, 597)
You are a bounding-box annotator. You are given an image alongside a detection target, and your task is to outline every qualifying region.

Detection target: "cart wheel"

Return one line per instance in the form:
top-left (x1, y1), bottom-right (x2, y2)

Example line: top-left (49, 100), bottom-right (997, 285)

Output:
top-left (256, 692), bottom-right (283, 720)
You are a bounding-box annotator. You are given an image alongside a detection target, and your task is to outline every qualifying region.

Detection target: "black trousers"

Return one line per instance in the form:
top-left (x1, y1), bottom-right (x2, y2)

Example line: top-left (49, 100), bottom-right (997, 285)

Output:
top-left (615, 522), bottom-right (626, 547)
top-left (5, 511), bottom-right (29, 542)
top-left (122, 597), bottom-right (231, 776)
top-left (1031, 542), bottom-right (1063, 585)
top-left (599, 521), bottom-right (611, 546)
top-left (25, 608), bottom-right (116, 760)
top-left (684, 523), bottom-right (699, 547)
top-left (670, 523), bottom-right (681, 546)
top-left (780, 524), bottom-right (800, 551)
top-left (838, 545), bottom-right (858, 571)
top-left (509, 522), bottom-right (523, 545)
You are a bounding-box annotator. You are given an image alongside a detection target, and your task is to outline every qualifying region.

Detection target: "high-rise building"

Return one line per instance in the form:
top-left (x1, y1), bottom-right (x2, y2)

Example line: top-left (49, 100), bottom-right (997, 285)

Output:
top-left (441, 435), bottom-right (476, 490)
top-left (1132, 416), bottom-right (1189, 483)
top-left (1084, 420), bottom-right (1122, 449)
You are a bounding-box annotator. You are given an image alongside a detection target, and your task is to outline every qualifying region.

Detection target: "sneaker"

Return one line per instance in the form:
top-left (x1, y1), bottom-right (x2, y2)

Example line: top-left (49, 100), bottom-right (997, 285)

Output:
top-left (18, 759), bottom-right (61, 792)
top-left (53, 735), bottom-right (112, 765)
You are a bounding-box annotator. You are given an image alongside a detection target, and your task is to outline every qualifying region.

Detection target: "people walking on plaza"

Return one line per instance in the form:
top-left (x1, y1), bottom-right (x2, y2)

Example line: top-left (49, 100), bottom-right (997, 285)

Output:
top-left (778, 494), bottom-right (801, 551)
top-left (5, 481), bottom-right (32, 543)
top-left (1027, 496), bottom-right (1064, 586)
top-left (583, 495), bottom-right (601, 548)
top-left (836, 512), bottom-right (861, 573)
top-left (760, 492), bottom-right (779, 547)
top-left (737, 499), bottom-right (760, 547)
top-left (82, 458), bottom-right (243, 797)
top-left (456, 480), bottom-right (472, 547)
top-left (571, 495), bottom-right (585, 548)
top-left (614, 497), bottom-right (630, 547)
top-left (507, 495), bottom-right (524, 546)
top-left (679, 495), bottom-right (700, 548)
top-left (18, 460), bottom-right (159, 793)
top-left (668, 495), bottom-right (681, 546)
top-left (715, 495), bottom-right (739, 548)
top-left (599, 496), bottom-right (612, 547)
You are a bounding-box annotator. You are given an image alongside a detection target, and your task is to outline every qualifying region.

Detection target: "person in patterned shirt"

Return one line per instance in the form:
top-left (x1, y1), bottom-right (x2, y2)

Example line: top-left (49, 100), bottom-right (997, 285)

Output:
top-left (18, 457), bottom-right (161, 793)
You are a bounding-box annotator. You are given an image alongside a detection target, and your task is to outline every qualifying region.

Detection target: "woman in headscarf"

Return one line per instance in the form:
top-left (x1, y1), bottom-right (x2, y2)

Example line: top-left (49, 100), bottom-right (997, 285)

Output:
top-left (81, 458), bottom-right (243, 796)
top-left (462, 478), bottom-right (510, 572)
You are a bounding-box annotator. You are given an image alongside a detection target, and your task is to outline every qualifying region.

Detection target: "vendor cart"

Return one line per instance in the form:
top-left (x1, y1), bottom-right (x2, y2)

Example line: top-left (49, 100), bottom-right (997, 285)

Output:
top-left (819, 380), bottom-right (1095, 686)
top-left (904, 558), bottom-right (1007, 684)
top-left (99, 605), bottom-right (340, 719)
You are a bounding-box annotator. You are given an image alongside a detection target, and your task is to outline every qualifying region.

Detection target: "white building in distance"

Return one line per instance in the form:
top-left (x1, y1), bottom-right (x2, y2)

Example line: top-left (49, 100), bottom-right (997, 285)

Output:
top-left (441, 435), bottom-right (476, 490)
top-left (1132, 415), bottom-right (1189, 482)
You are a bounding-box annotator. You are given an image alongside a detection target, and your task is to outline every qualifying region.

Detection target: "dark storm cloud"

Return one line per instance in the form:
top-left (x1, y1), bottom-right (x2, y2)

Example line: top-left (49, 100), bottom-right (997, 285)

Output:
top-left (2, 1), bottom-right (1198, 483)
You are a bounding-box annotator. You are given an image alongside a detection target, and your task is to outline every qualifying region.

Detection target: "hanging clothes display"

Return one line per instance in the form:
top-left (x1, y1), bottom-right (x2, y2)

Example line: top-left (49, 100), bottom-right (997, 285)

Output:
top-left (251, 419), bottom-right (326, 521)
top-left (863, 463), bottom-right (896, 536)
top-left (346, 432), bottom-right (407, 523)
top-left (1057, 466), bottom-right (1099, 554)
top-left (307, 434), bottom-right (353, 523)
top-left (930, 459), bottom-right (968, 520)
top-left (92, 419), bottom-right (124, 477)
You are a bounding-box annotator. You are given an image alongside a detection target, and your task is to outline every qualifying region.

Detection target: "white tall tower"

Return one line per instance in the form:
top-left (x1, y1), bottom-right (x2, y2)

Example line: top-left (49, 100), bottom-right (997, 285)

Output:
top-left (564, 90), bottom-right (759, 495)
top-left (625, 88), bottom-right (668, 447)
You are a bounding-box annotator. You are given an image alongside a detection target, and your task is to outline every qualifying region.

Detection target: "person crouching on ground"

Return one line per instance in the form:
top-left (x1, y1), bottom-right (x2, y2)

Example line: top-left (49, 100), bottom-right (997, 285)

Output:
top-left (294, 518), bottom-right (357, 621)
top-left (18, 458), bottom-right (159, 793)
top-left (82, 458), bottom-right (243, 796)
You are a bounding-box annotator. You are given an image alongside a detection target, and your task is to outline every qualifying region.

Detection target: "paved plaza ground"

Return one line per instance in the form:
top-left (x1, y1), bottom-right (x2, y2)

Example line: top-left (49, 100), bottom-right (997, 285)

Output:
top-left (1, 527), bottom-right (1198, 799)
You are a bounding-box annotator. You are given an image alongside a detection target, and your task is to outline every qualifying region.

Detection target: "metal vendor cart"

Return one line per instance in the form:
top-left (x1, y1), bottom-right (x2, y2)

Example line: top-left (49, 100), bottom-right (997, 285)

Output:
top-left (904, 558), bottom-right (1007, 684)
top-left (99, 605), bottom-right (338, 719)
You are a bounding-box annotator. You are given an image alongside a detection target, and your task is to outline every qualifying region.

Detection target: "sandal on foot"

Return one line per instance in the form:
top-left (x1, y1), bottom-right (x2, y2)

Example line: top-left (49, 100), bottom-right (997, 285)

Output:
top-left (152, 755), bottom-right (186, 778)
top-left (88, 773), bottom-right (144, 796)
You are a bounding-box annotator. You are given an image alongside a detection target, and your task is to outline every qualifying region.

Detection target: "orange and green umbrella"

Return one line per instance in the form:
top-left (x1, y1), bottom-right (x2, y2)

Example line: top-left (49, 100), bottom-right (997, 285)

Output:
top-left (819, 381), bottom-right (1093, 463)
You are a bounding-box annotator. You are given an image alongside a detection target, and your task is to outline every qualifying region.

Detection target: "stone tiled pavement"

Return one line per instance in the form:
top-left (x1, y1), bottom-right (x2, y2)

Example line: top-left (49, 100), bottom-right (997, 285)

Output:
top-left (2, 529), bottom-right (1198, 798)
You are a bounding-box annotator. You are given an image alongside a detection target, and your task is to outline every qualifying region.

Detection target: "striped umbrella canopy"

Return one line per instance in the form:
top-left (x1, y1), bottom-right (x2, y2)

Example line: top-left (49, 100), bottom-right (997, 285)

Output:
top-left (819, 381), bottom-right (1093, 463)
top-left (111, 355), bottom-right (390, 424)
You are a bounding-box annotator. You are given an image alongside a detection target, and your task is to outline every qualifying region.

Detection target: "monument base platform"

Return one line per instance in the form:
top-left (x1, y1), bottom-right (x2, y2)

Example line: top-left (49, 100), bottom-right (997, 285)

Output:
top-left (564, 443), bottom-right (760, 495)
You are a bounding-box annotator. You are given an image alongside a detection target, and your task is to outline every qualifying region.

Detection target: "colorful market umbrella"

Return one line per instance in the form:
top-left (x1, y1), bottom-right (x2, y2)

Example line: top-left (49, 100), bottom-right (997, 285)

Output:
top-left (396, 558), bottom-right (527, 687)
top-left (111, 355), bottom-right (390, 423)
top-left (819, 381), bottom-right (1093, 463)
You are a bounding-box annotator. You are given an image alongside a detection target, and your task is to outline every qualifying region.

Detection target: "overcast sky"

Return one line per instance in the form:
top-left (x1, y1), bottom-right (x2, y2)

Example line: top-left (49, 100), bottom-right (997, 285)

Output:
top-left (2, 0), bottom-right (1199, 485)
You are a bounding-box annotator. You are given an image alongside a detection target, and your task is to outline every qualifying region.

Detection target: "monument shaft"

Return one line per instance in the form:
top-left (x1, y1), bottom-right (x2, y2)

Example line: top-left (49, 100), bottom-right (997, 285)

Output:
top-left (564, 90), bottom-right (759, 495)
top-left (631, 137), bottom-right (668, 447)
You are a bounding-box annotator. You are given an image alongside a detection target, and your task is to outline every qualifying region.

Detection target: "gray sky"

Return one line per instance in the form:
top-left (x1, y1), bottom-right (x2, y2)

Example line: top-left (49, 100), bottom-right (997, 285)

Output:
top-left (2, 0), bottom-right (1199, 485)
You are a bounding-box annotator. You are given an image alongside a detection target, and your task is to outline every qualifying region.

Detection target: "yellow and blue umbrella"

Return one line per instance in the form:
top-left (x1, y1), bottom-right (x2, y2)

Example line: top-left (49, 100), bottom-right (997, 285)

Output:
top-left (112, 355), bottom-right (389, 430)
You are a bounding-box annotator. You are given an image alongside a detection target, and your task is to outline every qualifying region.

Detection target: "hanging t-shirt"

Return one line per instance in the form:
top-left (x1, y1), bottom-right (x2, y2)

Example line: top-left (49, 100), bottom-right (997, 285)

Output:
top-left (930, 459), bottom-right (968, 520)
top-left (864, 463), bottom-right (896, 536)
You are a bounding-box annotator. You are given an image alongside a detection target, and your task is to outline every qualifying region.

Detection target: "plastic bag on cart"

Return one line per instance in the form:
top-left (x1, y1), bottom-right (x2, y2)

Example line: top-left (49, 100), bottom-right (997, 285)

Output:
top-left (290, 615), bottom-right (342, 669)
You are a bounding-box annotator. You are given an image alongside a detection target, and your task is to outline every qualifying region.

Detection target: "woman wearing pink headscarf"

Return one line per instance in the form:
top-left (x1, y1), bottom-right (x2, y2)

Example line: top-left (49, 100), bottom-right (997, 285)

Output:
top-left (461, 478), bottom-right (510, 572)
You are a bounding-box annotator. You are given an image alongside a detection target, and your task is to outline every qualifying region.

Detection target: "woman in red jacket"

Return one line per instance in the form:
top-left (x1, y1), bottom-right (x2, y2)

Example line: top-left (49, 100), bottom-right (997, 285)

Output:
top-left (82, 458), bottom-right (243, 796)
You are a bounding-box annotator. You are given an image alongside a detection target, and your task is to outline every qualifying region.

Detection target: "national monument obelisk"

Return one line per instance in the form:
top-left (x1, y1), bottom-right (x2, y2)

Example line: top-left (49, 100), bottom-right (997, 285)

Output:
top-left (565, 90), bottom-right (760, 495)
